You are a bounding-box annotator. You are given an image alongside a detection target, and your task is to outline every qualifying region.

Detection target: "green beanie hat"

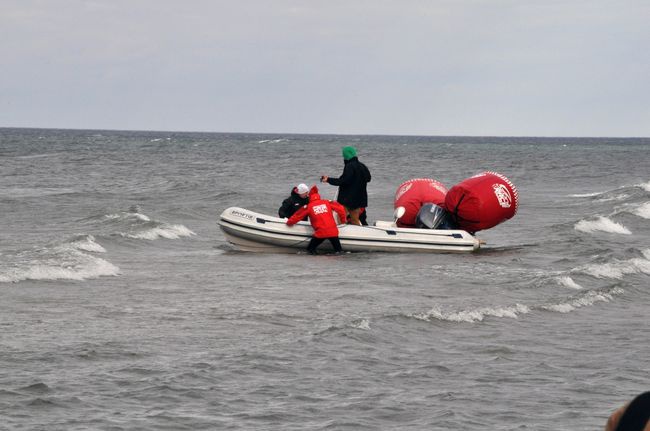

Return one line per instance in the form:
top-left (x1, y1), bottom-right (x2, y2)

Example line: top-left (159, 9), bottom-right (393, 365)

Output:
top-left (342, 146), bottom-right (357, 160)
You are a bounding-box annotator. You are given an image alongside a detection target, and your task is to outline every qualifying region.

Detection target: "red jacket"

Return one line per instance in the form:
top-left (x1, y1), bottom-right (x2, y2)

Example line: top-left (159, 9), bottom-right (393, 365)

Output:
top-left (287, 187), bottom-right (347, 238)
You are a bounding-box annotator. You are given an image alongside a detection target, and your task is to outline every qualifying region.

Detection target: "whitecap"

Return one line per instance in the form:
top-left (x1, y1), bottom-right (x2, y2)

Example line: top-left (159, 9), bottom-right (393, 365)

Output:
top-left (542, 288), bottom-right (624, 313)
top-left (67, 235), bottom-right (106, 253)
top-left (104, 212), bottom-right (150, 222)
top-left (122, 224), bottom-right (195, 240)
top-left (574, 216), bottom-right (631, 235)
top-left (595, 194), bottom-right (630, 203)
top-left (638, 181), bottom-right (650, 192)
top-left (349, 319), bottom-right (370, 330)
top-left (578, 255), bottom-right (650, 279)
top-left (556, 276), bottom-right (583, 290)
top-left (0, 253), bottom-right (120, 283)
top-left (413, 303), bottom-right (530, 323)
top-left (568, 192), bottom-right (602, 198)
top-left (632, 202), bottom-right (650, 219)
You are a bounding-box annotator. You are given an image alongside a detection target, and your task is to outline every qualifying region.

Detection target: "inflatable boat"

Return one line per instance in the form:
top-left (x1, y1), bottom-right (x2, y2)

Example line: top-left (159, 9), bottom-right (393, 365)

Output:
top-left (218, 207), bottom-right (481, 253)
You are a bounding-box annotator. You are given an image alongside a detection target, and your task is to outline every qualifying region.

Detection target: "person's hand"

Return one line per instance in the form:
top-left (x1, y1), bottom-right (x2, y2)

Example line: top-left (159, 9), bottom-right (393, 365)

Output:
top-left (320, 175), bottom-right (328, 182)
top-left (605, 404), bottom-right (627, 431)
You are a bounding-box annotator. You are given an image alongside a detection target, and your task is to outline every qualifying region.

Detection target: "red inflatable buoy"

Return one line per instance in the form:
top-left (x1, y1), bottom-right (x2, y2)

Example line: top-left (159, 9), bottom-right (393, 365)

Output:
top-left (394, 178), bottom-right (448, 226)
top-left (444, 171), bottom-right (518, 232)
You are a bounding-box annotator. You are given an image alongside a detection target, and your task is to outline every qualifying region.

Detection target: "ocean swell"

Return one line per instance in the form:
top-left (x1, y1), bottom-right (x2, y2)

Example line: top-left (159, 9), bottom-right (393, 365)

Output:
top-left (0, 236), bottom-right (119, 283)
top-left (574, 216), bottom-right (631, 235)
top-left (575, 250), bottom-right (650, 279)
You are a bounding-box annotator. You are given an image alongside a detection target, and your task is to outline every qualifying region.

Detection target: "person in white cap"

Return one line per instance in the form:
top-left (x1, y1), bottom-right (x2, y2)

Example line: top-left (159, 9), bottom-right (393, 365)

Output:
top-left (278, 183), bottom-right (310, 219)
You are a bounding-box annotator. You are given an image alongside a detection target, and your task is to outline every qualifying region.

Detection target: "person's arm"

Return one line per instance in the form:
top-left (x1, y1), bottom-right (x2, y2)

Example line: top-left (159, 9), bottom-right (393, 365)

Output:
top-left (326, 164), bottom-right (354, 187)
top-left (287, 206), bottom-right (308, 226)
top-left (278, 198), bottom-right (291, 218)
top-left (362, 162), bottom-right (371, 183)
top-left (331, 201), bottom-right (347, 224)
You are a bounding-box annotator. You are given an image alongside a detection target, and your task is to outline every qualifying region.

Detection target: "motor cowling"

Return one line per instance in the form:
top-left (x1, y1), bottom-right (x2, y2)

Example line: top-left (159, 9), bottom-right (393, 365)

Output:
top-left (394, 178), bottom-right (448, 226)
top-left (415, 203), bottom-right (457, 230)
top-left (444, 171), bottom-right (518, 232)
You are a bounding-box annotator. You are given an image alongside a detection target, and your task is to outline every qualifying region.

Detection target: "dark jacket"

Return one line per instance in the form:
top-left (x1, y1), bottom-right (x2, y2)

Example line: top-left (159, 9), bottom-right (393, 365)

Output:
top-left (326, 157), bottom-right (371, 209)
top-left (278, 188), bottom-right (309, 218)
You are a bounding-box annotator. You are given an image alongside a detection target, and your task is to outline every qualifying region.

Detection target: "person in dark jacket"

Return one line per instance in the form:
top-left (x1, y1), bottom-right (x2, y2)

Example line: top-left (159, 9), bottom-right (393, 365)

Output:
top-left (278, 183), bottom-right (309, 219)
top-left (605, 391), bottom-right (650, 431)
top-left (320, 146), bottom-right (371, 225)
top-left (286, 186), bottom-right (347, 254)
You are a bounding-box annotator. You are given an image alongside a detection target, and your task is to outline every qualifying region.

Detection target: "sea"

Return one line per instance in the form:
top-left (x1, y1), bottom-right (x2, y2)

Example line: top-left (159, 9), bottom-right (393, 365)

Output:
top-left (1, 128), bottom-right (648, 430)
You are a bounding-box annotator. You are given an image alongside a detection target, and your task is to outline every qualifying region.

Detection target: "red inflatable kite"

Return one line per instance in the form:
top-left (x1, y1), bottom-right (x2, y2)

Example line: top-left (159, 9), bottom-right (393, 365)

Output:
top-left (444, 172), bottom-right (518, 232)
top-left (394, 178), bottom-right (448, 226)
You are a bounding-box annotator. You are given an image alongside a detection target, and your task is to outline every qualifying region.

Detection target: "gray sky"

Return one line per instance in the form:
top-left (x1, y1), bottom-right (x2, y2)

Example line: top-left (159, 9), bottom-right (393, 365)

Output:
top-left (2, 0), bottom-right (649, 136)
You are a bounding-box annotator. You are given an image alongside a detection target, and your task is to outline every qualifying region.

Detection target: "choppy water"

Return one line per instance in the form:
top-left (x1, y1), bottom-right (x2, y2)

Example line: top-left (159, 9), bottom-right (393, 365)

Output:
top-left (1, 128), bottom-right (649, 430)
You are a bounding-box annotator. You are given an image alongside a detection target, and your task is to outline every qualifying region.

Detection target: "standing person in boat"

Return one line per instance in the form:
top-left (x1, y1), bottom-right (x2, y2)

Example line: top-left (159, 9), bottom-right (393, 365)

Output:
top-left (320, 146), bottom-right (371, 226)
top-left (286, 185), bottom-right (347, 255)
top-left (278, 183), bottom-right (310, 219)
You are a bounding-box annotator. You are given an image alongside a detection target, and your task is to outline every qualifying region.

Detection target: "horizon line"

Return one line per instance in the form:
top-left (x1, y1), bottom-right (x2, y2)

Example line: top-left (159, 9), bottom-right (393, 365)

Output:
top-left (1, 125), bottom-right (648, 140)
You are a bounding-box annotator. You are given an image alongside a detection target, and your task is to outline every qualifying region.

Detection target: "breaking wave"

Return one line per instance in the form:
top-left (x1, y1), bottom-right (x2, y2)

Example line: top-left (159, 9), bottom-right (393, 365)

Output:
top-left (632, 202), bottom-right (650, 219)
top-left (575, 250), bottom-right (650, 279)
top-left (408, 285), bottom-right (627, 324)
top-left (120, 224), bottom-right (195, 240)
top-left (568, 192), bottom-right (603, 198)
top-left (638, 180), bottom-right (650, 192)
top-left (595, 194), bottom-right (630, 203)
top-left (556, 276), bottom-right (583, 290)
top-left (349, 319), bottom-right (371, 330)
top-left (411, 304), bottom-right (531, 323)
top-left (574, 216), bottom-right (631, 235)
top-left (104, 212), bottom-right (151, 222)
top-left (68, 235), bottom-right (106, 253)
top-left (257, 138), bottom-right (288, 144)
top-left (101, 210), bottom-right (195, 241)
top-left (0, 235), bottom-right (119, 283)
top-left (542, 288), bottom-right (624, 313)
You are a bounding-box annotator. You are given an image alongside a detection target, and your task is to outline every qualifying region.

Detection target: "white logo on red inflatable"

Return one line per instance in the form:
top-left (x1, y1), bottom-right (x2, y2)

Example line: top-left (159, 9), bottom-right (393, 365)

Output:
top-left (430, 182), bottom-right (448, 194)
top-left (492, 184), bottom-right (512, 208)
top-left (395, 183), bottom-right (413, 201)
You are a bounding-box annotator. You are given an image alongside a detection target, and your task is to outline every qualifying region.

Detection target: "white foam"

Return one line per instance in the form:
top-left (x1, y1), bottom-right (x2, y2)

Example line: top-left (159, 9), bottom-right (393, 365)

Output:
top-left (569, 192), bottom-right (602, 198)
top-left (104, 212), bottom-right (151, 222)
top-left (350, 319), bottom-right (370, 330)
top-left (0, 254), bottom-right (120, 283)
top-left (68, 235), bottom-right (106, 253)
top-left (122, 224), bottom-right (195, 240)
top-left (556, 276), bottom-right (583, 290)
top-left (638, 181), bottom-right (650, 192)
top-left (413, 303), bottom-right (530, 323)
top-left (632, 202), bottom-right (650, 219)
top-left (574, 216), bottom-right (631, 235)
top-left (579, 255), bottom-right (650, 279)
top-left (598, 195), bottom-right (630, 203)
top-left (543, 288), bottom-right (624, 313)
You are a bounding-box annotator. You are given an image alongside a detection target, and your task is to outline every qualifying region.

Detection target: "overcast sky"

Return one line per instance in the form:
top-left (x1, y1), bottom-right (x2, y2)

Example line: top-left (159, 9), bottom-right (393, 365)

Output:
top-left (1, 0), bottom-right (649, 136)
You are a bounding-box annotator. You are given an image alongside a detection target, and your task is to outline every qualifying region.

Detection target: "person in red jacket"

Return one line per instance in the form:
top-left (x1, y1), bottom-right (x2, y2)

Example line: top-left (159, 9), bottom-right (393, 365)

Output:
top-left (286, 185), bottom-right (347, 255)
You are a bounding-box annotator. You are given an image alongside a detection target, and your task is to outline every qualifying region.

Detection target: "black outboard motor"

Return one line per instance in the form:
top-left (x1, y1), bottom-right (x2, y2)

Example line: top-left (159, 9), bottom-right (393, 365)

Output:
top-left (415, 203), bottom-right (457, 230)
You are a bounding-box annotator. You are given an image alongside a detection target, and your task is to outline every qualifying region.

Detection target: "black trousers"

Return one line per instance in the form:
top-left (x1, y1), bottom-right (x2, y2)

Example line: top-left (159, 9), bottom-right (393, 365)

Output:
top-left (308, 237), bottom-right (342, 253)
